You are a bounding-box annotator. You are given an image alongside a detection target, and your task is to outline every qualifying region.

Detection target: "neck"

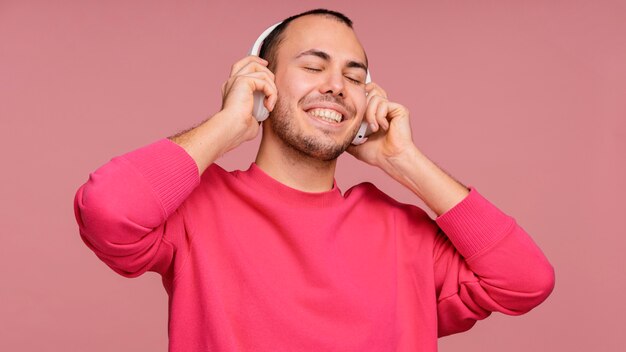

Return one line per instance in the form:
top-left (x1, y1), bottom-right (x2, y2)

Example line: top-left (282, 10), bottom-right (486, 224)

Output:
top-left (255, 128), bottom-right (337, 193)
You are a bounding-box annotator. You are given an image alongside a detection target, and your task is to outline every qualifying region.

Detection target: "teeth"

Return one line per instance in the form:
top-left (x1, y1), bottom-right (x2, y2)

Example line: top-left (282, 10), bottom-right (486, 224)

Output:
top-left (308, 108), bottom-right (342, 123)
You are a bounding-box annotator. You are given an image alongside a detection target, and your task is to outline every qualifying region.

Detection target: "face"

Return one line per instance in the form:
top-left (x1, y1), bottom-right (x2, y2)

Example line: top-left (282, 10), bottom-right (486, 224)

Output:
top-left (266, 15), bottom-right (369, 161)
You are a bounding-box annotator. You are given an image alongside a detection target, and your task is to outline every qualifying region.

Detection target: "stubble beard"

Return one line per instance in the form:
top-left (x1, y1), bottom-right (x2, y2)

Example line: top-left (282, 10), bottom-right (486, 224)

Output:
top-left (268, 95), bottom-right (360, 162)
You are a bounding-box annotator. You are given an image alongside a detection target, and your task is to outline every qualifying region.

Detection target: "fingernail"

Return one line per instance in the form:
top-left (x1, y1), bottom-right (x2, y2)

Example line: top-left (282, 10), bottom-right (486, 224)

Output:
top-left (370, 122), bottom-right (378, 132)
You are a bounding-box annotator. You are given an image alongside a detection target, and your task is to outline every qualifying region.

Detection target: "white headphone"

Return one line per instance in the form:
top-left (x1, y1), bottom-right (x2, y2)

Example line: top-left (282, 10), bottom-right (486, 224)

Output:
top-left (248, 21), bottom-right (372, 145)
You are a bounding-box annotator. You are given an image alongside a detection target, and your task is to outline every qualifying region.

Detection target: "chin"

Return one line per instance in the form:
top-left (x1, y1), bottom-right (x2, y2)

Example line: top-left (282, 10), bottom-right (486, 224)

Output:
top-left (269, 119), bottom-right (349, 162)
top-left (268, 96), bottom-right (359, 161)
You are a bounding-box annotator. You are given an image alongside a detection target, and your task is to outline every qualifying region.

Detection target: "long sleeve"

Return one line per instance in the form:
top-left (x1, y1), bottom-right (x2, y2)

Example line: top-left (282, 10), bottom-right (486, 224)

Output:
top-left (432, 187), bottom-right (555, 336)
top-left (73, 139), bottom-right (200, 277)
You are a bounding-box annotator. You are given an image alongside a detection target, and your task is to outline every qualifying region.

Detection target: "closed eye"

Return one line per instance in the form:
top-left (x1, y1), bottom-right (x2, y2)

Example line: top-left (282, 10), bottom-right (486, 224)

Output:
top-left (303, 67), bottom-right (363, 84)
top-left (346, 76), bottom-right (364, 85)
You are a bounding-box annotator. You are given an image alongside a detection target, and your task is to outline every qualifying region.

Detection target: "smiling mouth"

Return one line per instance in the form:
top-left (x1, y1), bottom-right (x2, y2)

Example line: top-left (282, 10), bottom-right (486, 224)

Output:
top-left (306, 108), bottom-right (344, 124)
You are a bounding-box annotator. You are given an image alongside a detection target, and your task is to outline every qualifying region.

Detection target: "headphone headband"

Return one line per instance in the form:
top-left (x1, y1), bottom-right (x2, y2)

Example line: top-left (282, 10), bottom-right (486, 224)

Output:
top-left (249, 22), bottom-right (283, 56)
top-left (249, 21), bottom-right (371, 83)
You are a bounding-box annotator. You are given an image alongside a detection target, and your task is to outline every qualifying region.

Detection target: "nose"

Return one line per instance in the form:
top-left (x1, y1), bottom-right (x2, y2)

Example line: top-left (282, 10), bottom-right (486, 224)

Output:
top-left (319, 69), bottom-right (345, 97)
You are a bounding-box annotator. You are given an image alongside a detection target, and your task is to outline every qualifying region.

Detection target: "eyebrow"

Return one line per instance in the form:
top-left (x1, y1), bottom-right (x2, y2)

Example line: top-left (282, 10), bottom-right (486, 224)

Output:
top-left (295, 49), bottom-right (368, 73)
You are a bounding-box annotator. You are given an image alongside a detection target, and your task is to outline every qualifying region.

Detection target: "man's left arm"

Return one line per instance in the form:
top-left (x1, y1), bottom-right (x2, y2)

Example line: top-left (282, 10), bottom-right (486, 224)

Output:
top-left (348, 83), bottom-right (555, 332)
top-left (348, 83), bottom-right (470, 217)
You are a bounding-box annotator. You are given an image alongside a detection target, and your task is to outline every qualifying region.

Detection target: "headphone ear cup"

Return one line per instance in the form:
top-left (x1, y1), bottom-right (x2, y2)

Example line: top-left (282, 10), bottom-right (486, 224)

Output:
top-left (351, 122), bottom-right (370, 145)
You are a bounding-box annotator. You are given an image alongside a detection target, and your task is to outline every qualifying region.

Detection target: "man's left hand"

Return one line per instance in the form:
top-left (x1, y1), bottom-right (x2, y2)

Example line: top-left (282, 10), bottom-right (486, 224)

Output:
top-left (347, 82), bottom-right (417, 170)
top-left (348, 82), bottom-right (470, 216)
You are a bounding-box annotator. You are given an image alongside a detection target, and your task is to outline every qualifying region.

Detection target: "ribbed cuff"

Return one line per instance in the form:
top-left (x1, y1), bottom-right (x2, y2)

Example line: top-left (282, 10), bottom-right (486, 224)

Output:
top-left (435, 187), bottom-right (515, 259)
top-left (122, 138), bottom-right (200, 217)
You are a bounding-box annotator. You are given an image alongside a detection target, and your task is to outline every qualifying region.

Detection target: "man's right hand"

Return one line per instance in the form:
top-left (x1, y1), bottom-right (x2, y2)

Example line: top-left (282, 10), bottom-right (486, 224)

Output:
top-left (169, 56), bottom-right (277, 174)
top-left (220, 55), bottom-right (277, 142)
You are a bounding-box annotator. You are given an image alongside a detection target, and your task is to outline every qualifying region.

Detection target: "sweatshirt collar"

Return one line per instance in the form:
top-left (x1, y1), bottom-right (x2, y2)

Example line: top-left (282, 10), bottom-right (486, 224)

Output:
top-left (237, 163), bottom-right (344, 207)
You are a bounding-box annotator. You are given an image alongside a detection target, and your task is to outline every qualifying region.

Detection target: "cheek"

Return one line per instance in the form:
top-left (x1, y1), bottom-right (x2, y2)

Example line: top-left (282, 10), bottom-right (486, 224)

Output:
top-left (355, 91), bottom-right (368, 116)
top-left (276, 69), bottom-right (313, 104)
top-left (276, 81), bottom-right (306, 107)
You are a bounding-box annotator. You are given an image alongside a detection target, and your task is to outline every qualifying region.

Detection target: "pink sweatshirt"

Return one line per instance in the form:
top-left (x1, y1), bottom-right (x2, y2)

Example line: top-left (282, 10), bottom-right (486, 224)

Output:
top-left (74, 139), bottom-right (554, 351)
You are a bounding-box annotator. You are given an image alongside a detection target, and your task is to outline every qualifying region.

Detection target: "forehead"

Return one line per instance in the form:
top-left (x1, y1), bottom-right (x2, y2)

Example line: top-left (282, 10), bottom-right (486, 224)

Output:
top-left (278, 15), bottom-right (366, 64)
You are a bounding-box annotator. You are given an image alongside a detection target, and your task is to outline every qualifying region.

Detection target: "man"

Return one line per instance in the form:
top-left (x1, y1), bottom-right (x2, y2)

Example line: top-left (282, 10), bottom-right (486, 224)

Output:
top-left (74, 9), bottom-right (554, 351)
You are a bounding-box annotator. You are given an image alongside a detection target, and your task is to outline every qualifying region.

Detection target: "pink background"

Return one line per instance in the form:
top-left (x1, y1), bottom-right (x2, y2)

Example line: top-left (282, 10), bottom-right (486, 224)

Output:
top-left (1, 0), bottom-right (624, 351)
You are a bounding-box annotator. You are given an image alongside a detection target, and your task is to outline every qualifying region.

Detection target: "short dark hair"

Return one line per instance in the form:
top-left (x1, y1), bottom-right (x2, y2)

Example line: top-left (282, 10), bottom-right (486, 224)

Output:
top-left (259, 9), bottom-right (354, 71)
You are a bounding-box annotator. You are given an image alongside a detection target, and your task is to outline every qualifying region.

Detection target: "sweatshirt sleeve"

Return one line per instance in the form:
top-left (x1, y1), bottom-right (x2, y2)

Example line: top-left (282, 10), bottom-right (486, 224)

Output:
top-left (73, 139), bottom-right (200, 278)
top-left (432, 187), bottom-right (555, 337)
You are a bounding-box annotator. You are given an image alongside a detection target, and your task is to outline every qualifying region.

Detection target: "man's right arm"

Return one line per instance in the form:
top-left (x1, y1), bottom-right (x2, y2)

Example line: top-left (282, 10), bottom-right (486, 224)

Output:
top-left (74, 139), bottom-right (199, 277)
top-left (169, 56), bottom-right (277, 174)
top-left (74, 56), bottom-right (276, 277)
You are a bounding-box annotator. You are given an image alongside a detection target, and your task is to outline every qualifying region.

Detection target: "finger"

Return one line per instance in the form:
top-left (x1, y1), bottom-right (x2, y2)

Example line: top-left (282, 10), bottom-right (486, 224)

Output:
top-left (244, 70), bottom-right (276, 87)
top-left (365, 87), bottom-right (388, 110)
top-left (223, 70), bottom-right (276, 101)
top-left (365, 82), bottom-right (388, 99)
top-left (364, 95), bottom-right (380, 132)
top-left (245, 74), bottom-right (278, 111)
top-left (222, 74), bottom-right (278, 112)
top-left (386, 102), bottom-right (409, 121)
top-left (365, 95), bottom-right (387, 131)
top-left (230, 62), bottom-right (276, 100)
top-left (256, 75), bottom-right (278, 111)
top-left (230, 59), bottom-right (275, 83)
top-left (230, 55), bottom-right (269, 77)
top-left (375, 99), bottom-right (390, 131)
